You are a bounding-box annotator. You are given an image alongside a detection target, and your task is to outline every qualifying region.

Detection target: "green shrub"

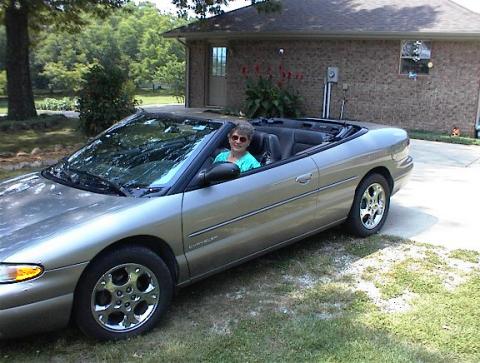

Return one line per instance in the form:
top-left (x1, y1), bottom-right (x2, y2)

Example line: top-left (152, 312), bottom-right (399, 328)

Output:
top-left (77, 64), bottom-right (138, 136)
top-left (36, 97), bottom-right (77, 111)
top-left (243, 65), bottom-right (303, 118)
top-left (0, 70), bottom-right (6, 95)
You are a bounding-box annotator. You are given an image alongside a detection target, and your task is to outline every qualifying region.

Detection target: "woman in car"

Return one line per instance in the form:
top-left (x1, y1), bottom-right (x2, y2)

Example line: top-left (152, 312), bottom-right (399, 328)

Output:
top-left (214, 122), bottom-right (260, 172)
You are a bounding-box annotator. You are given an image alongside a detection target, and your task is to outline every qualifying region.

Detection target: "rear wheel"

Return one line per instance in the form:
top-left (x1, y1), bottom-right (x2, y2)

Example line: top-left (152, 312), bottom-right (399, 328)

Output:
top-left (74, 246), bottom-right (173, 340)
top-left (346, 173), bottom-right (390, 237)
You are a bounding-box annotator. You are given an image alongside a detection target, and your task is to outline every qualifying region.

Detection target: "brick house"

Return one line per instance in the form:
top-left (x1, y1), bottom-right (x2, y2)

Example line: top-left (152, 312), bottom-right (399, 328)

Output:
top-left (164, 0), bottom-right (480, 136)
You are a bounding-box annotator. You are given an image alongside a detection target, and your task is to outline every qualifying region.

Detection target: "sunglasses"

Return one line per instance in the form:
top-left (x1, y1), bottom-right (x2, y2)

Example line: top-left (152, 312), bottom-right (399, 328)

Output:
top-left (230, 135), bottom-right (248, 143)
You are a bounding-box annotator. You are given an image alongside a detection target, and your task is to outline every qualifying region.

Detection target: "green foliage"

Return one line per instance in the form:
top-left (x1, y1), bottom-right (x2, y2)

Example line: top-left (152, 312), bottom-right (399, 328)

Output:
top-left (244, 75), bottom-right (303, 118)
top-left (20, 1), bottom-right (131, 33)
top-left (29, 3), bottom-right (188, 93)
top-left (0, 70), bottom-right (6, 95)
top-left (36, 97), bottom-right (77, 111)
top-left (78, 64), bottom-right (138, 136)
top-left (156, 59), bottom-right (185, 102)
top-left (40, 62), bottom-right (92, 92)
top-left (0, 0), bottom-right (131, 120)
top-left (171, 0), bottom-right (281, 18)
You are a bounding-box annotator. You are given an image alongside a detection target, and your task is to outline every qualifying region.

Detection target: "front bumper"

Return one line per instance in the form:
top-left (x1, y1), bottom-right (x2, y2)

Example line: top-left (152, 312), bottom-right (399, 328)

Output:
top-left (0, 262), bottom-right (88, 339)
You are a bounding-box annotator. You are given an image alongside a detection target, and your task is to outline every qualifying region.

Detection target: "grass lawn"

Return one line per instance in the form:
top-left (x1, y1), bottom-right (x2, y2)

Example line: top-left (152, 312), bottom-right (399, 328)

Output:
top-left (0, 115), bottom-right (86, 182)
top-left (0, 116), bottom-right (86, 154)
top-left (0, 232), bottom-right (478, 362)
top-left (135, 89), bottom-right (182, 106)
top-left (408, 129), bottom-right (480, 146)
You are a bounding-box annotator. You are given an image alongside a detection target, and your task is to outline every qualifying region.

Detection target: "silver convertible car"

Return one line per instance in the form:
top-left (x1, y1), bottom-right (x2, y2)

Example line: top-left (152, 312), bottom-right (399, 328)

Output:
top-left (0, 112), bottom-right (412, 340)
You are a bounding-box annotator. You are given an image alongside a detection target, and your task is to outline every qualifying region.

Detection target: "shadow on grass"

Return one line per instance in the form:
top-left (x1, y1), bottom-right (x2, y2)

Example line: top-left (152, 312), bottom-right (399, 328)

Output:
top-left (0, 230), bottom-right (447, 362)
top-left (0, 116), bottom-right (85, 154)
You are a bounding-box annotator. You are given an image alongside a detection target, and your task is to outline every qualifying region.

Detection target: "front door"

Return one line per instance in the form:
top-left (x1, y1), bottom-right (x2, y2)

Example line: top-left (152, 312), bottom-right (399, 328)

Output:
top-left (182, 158), bottom-right (320, 278)
top-left (208, 46), bottom-right (227, 107)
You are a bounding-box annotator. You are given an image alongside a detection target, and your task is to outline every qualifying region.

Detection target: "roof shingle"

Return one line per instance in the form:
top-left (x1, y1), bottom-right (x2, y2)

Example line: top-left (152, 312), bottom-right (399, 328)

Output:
top-left (164, 0), bottom-right (480, 38)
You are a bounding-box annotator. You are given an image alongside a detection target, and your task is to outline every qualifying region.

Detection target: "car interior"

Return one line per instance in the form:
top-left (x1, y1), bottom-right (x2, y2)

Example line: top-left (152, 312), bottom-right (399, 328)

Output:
top-left (198, 117), bottom-right (363, 180)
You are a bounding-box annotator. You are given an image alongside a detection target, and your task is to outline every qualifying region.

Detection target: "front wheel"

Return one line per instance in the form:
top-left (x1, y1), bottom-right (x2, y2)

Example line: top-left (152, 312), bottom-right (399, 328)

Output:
top-left (346, 173), bottom-right (390, 237)
top-left (74, 246), bottom-right (173, 340)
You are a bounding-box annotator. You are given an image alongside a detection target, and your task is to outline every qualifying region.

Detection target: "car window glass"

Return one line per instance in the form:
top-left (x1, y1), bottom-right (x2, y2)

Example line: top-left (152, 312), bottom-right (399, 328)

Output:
top-left (54, 115), bottom-right (221, 193)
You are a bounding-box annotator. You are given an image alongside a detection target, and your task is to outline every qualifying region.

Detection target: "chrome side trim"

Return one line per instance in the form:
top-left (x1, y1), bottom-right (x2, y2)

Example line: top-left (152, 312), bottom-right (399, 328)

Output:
top-left (188, 175), bottom-right (358, 238)
top-left (317, 175), bottom-right (358, 193)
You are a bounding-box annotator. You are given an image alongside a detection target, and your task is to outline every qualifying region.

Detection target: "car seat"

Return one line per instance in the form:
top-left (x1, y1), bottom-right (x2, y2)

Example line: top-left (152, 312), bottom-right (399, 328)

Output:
top-left (249, 131), bottom-right (282, 165)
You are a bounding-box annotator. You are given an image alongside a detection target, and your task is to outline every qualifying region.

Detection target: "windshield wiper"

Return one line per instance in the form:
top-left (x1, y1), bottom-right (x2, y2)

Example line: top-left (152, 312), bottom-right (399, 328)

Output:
top-left (42, 163), bottom-right (77, 187)
top-left (65, 167), bottom-right (131, 197)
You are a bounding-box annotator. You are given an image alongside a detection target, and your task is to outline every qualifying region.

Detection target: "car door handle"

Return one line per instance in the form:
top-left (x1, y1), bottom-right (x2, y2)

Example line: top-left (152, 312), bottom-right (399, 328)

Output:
top-left (295, 173), bottom-right (312, 184)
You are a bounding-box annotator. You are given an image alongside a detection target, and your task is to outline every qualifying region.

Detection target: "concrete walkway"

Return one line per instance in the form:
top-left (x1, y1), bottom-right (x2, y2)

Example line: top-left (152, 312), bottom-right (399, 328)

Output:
top-left (383, 139), bottom-right (480, 250)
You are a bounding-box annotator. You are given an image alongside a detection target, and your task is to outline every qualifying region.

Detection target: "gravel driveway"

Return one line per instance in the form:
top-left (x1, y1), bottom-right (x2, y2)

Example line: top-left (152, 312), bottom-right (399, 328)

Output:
top-left (383, 139), bottom-right (480, 250)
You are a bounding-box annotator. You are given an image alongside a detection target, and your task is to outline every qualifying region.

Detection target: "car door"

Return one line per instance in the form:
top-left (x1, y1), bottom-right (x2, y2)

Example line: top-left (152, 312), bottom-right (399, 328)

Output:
top-left (309, 141), bottom-right (364, 226)
top-left (182, 157), bottom-right (320, 278)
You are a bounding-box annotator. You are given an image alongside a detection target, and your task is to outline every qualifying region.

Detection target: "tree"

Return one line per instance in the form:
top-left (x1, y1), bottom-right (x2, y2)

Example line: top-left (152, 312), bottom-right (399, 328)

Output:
top-left (156, 59), bottom-right (185, 101)
top-left (0, 0), bottom-right (128, 120)
top-left (171, 0), bottom-right (280, 18)
top-left (27, 3), bottom-right (187, 93)
top-left (78, 64), bottom-right (137, 136)
top-left (40, 62), bottom-right (91, 92)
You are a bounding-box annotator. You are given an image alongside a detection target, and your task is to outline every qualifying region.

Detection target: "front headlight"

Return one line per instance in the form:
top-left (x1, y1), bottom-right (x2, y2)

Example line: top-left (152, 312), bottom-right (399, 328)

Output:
top-left (0, 263), bottom-right (44, 283)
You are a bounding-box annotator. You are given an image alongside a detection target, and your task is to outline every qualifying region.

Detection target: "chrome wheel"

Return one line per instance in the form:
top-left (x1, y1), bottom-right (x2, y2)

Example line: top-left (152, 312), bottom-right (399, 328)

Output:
top-left (91, 263), bottom-right (159, 333)
top-left (359, 182), bottom-right (386, 229)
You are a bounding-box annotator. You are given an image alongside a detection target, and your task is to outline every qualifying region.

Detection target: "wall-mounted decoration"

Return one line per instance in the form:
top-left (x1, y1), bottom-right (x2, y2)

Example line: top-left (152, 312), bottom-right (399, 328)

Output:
top-left (400, 40), bottom-right (432, 75)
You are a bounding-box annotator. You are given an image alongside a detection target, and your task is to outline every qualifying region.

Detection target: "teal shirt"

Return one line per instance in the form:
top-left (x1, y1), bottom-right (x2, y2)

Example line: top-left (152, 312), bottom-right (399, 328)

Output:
top-left (214, 151), bottom-right (261, 173)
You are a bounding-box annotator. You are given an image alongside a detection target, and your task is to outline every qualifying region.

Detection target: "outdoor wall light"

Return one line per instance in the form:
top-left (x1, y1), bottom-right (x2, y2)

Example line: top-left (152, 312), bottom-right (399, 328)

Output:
top-left (428, 61), bottom-right (434, 68)
top-left (278, 48), bottom-right (285, 56)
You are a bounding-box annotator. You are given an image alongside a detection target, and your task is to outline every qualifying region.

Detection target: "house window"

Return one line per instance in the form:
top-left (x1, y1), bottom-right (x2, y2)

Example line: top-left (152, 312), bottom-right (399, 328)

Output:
top-left (211, 47), bottom-right (227, 77)
top-left (400, 40), bottom-right (432, 75)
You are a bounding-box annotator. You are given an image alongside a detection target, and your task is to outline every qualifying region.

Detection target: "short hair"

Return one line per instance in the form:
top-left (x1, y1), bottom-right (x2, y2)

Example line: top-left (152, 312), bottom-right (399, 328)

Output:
top-left (228, 122), bottom-right (255, 140)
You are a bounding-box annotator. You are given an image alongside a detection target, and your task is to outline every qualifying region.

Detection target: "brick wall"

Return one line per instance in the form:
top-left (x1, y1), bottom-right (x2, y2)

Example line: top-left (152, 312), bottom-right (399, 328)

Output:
top-left (187, 40), bottom-right (208, 108)
top-left (189, 39), bottom-right (480, 136)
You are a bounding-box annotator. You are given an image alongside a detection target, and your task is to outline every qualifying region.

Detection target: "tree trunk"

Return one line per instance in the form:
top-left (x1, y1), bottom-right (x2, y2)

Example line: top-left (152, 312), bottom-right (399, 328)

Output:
top-left (5, 0), bottom-right (37, 120)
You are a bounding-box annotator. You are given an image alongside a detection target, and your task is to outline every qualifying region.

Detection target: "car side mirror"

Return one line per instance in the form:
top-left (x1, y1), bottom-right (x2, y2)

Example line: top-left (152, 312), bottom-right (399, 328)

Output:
top-left (199, 162), bottom-right (240, 186)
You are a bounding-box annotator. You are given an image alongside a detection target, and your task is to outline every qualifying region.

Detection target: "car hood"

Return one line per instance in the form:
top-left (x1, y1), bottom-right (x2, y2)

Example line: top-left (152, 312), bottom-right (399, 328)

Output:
top-left (0, 173), bottom-right (138, 260)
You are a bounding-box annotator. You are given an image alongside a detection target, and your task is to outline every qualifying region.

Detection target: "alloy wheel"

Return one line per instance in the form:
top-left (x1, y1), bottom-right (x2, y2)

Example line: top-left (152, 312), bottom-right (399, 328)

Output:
top-left (359, 182), bottom-right (386, 229)
top-left (90, 263), bottom-right (159, 332)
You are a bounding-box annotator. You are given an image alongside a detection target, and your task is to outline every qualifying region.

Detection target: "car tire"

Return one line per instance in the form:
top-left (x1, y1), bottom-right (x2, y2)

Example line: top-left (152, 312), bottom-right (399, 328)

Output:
top-left (346, 173), bottom-right (391, 237)
top-left (74, 245), bottom-right (173, 340)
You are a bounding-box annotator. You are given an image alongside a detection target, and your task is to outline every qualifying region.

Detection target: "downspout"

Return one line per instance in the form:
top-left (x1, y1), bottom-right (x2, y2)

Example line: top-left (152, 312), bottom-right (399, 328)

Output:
top-left (176, 38), bottom-right (189, 108)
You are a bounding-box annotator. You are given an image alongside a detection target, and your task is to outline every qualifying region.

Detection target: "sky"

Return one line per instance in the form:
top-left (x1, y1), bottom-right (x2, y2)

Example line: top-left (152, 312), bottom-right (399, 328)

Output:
top-left (151, 0), bottom-right (480, 15)
top-left (453, 0), bottom-right (480, 12)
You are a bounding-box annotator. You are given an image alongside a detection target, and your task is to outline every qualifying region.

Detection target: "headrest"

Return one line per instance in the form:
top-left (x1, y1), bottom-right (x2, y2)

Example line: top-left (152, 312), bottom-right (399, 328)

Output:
top-left (248, 131), bottom-right (268, 155)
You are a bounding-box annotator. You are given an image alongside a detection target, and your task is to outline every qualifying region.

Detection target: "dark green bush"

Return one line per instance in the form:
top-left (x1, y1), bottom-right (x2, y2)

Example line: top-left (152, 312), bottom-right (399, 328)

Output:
top-left (78, 64), bottom-right (138, 136)
top-left (245, 76), bottom-right (303, 118)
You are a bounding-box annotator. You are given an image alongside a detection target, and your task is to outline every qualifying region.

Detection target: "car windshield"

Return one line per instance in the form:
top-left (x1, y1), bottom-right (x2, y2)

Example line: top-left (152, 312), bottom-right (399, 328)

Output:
top-left (43, 114), bottom-right (221, 196)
